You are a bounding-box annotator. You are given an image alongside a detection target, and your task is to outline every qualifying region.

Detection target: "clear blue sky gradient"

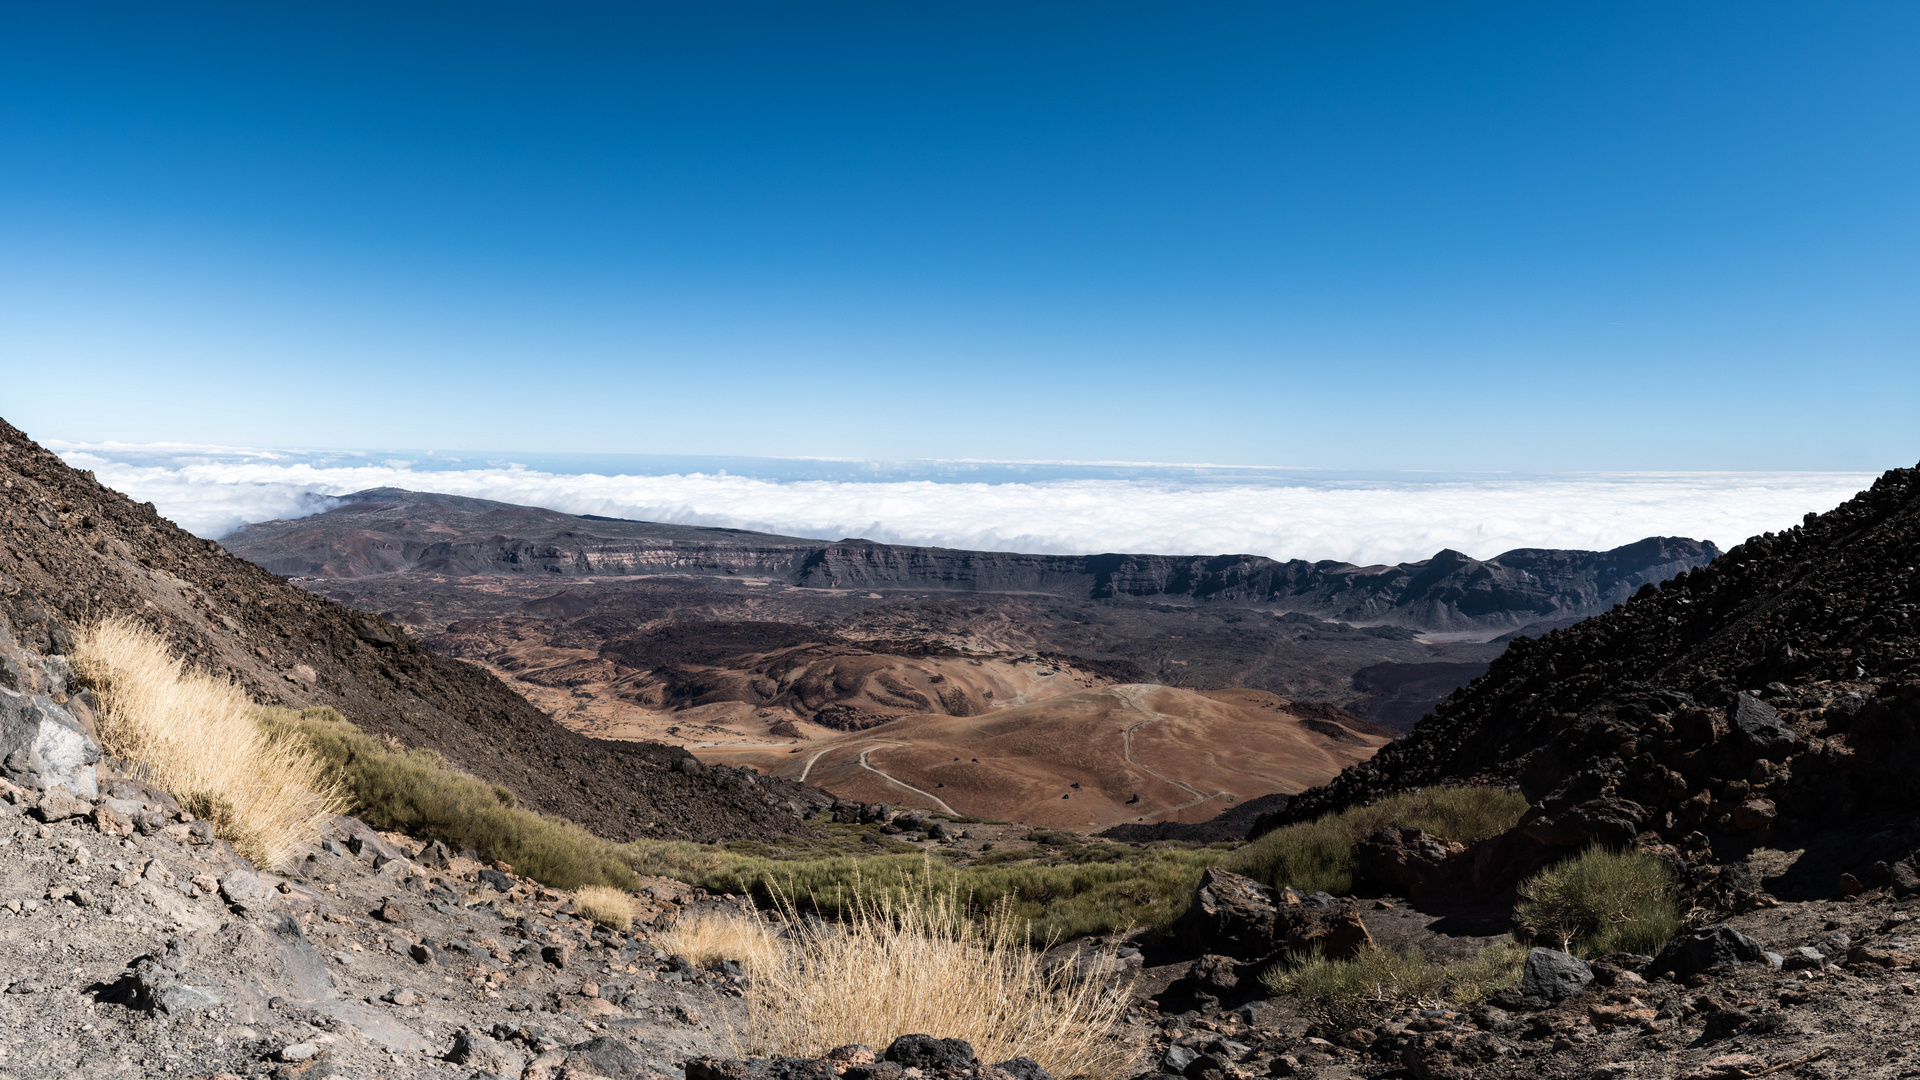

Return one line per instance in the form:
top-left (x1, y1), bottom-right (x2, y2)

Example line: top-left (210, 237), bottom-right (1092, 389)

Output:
top-left (3, 2), bottom-right (1916, 470)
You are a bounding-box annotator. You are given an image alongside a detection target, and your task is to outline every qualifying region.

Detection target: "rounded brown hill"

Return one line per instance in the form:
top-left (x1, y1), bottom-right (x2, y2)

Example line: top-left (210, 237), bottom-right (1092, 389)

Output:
top-left (705, 686), bottom-right (1390, 829)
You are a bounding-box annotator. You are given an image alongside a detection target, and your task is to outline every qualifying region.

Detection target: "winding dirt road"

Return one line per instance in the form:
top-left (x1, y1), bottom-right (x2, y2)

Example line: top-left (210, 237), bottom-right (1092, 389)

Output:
top-left (1113, 684), bottom-right (1230, 820)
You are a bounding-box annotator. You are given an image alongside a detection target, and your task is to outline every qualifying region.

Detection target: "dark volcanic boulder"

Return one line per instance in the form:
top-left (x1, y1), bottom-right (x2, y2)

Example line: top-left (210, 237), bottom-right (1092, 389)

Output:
top-left (1728, 694), bottom-right (1797, 759)
top-left (1174, 868), bottom-right (1281, 959)
top-left (884, 1035), bottom-right (976, 1071)
top-left (1354, 827), bottom-right (1467, 901)
top-left (1651, 924), bottom-right (1768, 980)
top-left (991, 1057), bottom-right (1054, 1080)
top-left (1518, 947), bottom-right (1593, 1006)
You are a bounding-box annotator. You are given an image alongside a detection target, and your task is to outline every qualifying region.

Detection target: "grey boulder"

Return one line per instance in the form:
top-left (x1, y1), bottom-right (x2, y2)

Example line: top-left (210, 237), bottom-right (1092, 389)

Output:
top-left (446, 1032), bottom-right (526, 1076)
top-left (219, 870), bottom-right (279, 913)
top-left (0, 686), bottom-right (99, 797)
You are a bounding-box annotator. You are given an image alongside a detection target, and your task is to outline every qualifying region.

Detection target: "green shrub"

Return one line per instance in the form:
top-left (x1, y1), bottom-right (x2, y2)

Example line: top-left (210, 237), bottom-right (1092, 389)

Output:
top-left (1514, 845), bottom-right (1681, 956)
top-left (1263, 945), bottom-right (1443, 1003)
top-left (1261, 940), bottom-right (1526, 1006)
top-left (1231, 787), bottom-right (1529, 895)
top-left (265, 708), bottom-right (639, 891)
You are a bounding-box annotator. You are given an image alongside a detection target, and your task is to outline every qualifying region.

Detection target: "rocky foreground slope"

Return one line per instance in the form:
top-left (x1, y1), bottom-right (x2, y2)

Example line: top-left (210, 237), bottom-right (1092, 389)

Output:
top-left (226, 488), bottom-right (1717, 633)
top-left (0, 418), bottom-right (827, 843)
top-left (4, 764), bottom-right (1068, 1080)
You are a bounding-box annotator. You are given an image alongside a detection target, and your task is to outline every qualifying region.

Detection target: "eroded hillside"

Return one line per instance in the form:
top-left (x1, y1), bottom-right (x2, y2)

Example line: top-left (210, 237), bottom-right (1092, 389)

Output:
top-left (0, 418), bottom-right (825, 843)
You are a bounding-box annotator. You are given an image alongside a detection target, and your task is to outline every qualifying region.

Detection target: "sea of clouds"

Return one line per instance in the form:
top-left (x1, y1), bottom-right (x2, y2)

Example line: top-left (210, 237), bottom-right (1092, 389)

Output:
top-left (52, 443), bottom-right (1879, 567)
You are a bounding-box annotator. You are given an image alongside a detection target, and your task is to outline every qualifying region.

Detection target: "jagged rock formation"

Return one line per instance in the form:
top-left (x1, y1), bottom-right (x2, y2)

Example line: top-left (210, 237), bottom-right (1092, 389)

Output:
top-left (0, 418), bottom-right (830, 843)
top-left (226, 488), bottom-right (1718, 632)
top-left (1263, 463), bottom-right (1920, 896)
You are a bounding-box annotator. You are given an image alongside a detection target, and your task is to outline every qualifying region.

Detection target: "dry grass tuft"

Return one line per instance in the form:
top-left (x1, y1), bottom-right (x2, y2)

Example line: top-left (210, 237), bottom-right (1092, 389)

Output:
top-left (73, 619), bottom-right (343, 867)
top-left (658, 909), bottom-right (786, 974)
top-left (737, 877), bottom-right (1137, 1078)
top-left (571, 886), bottom-right (636, 931)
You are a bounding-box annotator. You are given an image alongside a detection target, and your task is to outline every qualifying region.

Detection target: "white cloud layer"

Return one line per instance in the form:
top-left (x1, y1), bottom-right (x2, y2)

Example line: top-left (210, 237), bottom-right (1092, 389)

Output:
top-left (54, 446), bottom-right (1879, 567)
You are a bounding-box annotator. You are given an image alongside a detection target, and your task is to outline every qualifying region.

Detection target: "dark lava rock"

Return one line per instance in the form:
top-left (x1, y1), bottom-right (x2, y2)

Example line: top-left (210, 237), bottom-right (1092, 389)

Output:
top-left (1175, 868), bottom-right (1281, 960)
top-left (759, 1058), bottom-right (837, 1080)
top-left (685, 1060), bottom-right (750, 1080)
top-left (992, 1057), bottom-right (1055, 1080)
top-left (1517, 947), bottom-right (1592, 1006)
top-left (1651, 924), bottom-right (1768, 980)
top-left (1728, 694), bottom-right (1797, 758)
top-left (884, 1034), bottom-right (976, 1070)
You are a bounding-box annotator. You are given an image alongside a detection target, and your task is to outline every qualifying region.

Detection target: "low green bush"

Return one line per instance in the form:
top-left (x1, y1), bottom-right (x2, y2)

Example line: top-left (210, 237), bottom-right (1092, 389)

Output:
top-left (1263, 944), bottom-right (1443, 1003)
top-left (1514, 845), bottom-right (1681, 956)
top-left (265, 707), bottom-right (639, 891)
top-left (1231, 786), bottom-right (1529, 895)
top-left (1261, 940), bottom-right (1526, 1006)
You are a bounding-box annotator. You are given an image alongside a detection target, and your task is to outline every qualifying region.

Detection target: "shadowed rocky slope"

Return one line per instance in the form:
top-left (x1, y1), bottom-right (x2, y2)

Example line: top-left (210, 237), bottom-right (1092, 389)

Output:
top-left (0, 418), bottom-right (827, 843)
top-left (1265, 463), bottom-right (1920, 898)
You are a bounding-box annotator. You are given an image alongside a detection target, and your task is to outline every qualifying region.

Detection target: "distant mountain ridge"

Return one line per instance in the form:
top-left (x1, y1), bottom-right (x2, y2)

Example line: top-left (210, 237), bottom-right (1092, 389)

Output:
top-left (226, 487), bottom-right (1719, 632)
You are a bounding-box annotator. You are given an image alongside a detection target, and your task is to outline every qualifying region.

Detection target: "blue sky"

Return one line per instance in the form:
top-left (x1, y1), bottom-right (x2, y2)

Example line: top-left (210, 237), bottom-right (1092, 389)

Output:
top-left (4, 1), bottom-right (1917, 470)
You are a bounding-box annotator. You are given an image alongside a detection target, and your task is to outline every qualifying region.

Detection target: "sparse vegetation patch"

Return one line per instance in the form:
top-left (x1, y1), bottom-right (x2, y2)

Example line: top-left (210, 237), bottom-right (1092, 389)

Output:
top-left (1231, 786), bottom-right (1529, 895)
top-left (1262, 941), bottom-right (1526, 1007)
top-left (269, 707), bottom-right (639, 891)
top-left (571, 885), bottom-right (637, 931)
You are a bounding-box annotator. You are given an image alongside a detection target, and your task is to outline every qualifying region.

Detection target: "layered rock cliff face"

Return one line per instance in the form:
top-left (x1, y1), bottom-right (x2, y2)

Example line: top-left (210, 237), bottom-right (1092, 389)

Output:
top-left (0, 420), bottom-right (827, 843)
top-left (226, 489), bottom-right (1718, 632)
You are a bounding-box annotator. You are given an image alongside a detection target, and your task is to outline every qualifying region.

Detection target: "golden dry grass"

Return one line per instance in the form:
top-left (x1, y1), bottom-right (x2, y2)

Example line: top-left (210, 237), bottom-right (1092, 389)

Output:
top-left (73, 619), bottom-right (343, 867)
top-left (735, 880), bottom-right (1137, 1078)
top-left (571, 885), bottom-right (636, 931)
top-left (658, 909), bottom-right (787, 974)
